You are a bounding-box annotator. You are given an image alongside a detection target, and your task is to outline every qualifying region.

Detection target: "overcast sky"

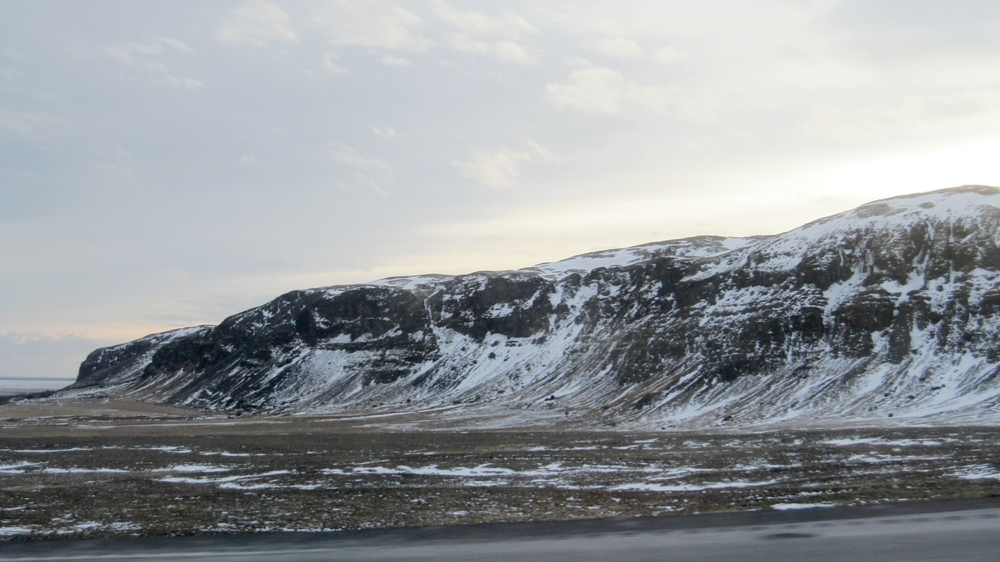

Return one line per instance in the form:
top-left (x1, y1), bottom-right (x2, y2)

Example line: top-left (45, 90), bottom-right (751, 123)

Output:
top-left (3, 0), bottom-right (1000, 380)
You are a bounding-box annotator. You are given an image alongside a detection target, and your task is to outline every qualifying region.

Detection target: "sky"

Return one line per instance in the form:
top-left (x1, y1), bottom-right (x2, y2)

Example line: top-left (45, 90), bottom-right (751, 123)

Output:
top-left (3, 0), bottom-right (1000, 381)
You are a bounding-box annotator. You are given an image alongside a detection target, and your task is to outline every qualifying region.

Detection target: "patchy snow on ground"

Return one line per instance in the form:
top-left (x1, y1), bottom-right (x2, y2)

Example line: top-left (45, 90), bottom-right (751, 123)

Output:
top-left (157, 470), bottom-right (290, 485)
top-left (0, 462), bottom-right (39, 473)
top-left (0, 526), bottom-right (35, 536)
top-left (771, 502), bottom-right (836, 510)
top-left (949, 465), bottom-right (1000, 480)
top-left (820, 438), bottom-right (948, 447)
top-left (156, 464), bottom-right (231, 473)
top-left (40, 467), bottom-right (129, 474)
top-left (610, 480), bottom-right (778, 492)
top-left (6, 447), bottom-right (95, 454)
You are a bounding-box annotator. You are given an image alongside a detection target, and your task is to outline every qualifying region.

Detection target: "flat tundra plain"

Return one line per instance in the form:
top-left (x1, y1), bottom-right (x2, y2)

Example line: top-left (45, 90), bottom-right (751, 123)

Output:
top-left (2, 400), bottom-right (1000, 540)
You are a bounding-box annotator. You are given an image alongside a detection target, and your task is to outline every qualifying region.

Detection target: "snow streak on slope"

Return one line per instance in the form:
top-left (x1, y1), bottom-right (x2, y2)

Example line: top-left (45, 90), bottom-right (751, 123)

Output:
top-left (68, 186), bottom-right (1000, 428)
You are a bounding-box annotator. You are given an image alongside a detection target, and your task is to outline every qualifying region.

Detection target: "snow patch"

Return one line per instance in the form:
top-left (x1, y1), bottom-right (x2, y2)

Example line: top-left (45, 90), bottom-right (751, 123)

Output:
top-left (771, 502), bottom-right (836, 510)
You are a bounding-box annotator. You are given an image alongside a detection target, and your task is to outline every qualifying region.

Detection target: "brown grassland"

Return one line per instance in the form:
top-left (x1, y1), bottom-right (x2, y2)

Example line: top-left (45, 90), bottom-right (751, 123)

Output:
top-left (2, 399), bottom-right (999, 539)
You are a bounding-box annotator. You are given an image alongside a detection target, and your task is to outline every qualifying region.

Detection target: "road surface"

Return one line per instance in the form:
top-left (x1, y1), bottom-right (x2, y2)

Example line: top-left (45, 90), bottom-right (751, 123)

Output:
top-left (2, 498), bottom-right (999, 561)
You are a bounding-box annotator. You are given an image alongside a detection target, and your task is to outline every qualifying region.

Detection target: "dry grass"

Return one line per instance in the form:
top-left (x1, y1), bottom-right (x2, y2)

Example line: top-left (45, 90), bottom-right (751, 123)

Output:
top-left (2, 400), bottom-right (999, 539)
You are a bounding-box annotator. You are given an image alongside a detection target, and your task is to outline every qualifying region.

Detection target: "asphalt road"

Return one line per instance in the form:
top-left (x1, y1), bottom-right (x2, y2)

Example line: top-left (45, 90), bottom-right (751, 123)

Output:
top-left (2, 499), bottom-right (1000, 561)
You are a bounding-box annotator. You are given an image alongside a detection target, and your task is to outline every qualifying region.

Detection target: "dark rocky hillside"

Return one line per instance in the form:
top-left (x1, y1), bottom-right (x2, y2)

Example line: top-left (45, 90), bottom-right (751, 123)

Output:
top-left (68, 186), bottom-right (1000, 428)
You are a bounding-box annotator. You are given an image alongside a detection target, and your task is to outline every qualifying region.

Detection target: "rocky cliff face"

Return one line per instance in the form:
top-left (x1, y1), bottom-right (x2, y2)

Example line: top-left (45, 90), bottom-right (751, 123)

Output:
top-left (72, 186), bottom-right (1000, 427)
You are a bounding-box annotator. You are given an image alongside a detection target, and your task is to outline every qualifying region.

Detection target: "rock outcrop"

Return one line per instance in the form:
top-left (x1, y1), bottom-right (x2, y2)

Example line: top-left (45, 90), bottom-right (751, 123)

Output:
top-left (71, 186), bottom-right (1000, 427)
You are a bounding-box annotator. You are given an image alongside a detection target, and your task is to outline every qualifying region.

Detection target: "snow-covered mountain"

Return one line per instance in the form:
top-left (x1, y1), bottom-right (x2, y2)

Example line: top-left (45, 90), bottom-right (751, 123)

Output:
top-left (71, 186), bottom-right (1000, 427)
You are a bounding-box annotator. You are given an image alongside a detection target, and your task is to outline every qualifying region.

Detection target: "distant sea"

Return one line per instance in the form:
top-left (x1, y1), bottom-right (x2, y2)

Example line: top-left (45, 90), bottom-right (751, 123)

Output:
top-left (0, 377), bottom-right (75, 395)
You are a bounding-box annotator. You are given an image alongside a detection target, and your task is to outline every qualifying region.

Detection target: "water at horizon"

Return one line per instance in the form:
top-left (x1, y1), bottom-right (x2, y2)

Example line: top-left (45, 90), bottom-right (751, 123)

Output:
top-left (0, 377), bottom-right (75, 394)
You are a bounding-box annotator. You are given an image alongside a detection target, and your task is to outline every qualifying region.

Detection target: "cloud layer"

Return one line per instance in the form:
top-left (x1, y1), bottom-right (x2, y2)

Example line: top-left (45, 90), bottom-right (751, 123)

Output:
top-left (215, 1), bottom-right (297, 46)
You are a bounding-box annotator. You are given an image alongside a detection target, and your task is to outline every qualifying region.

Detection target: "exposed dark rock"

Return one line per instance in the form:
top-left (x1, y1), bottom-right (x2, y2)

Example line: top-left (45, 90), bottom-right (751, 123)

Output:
top-left (67, 186), bottom-right (1000, 425)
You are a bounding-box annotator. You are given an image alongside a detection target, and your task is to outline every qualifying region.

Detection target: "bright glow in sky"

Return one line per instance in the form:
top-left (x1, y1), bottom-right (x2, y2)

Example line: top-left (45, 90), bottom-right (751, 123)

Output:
top-left (3, 0), bottom-right (1000, 378)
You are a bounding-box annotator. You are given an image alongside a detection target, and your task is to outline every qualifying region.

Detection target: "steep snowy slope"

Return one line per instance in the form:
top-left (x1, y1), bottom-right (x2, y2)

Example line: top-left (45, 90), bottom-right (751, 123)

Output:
top-left (70, 186), bottom-right (1000, 427)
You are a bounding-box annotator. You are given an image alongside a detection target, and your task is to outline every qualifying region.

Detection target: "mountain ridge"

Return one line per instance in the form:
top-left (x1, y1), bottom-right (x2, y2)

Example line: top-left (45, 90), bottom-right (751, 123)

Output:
top-left (66, 185), bottom-right (1000, 428)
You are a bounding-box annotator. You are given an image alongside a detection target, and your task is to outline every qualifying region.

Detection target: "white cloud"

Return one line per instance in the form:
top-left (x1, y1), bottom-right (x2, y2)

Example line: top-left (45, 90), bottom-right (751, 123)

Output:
top-left (215, 1), bottom-right (297, 46)
top-left (381, 55), bottom-right (413, 67)
top-left (448, 34), bottom-right (536, 65)
top-left (526, 140), bottom-right (560, 162)
top-left (432, 1), bottom-right (538, 65)
top-left (546, 67), bottom-right (665, 115)
top-left (161, 75), bottom-right (203, 89)
top-left (329, 141), bottom-right (393, 195)
top-left (455, 148), bottom-right (529, 189)
top-left (239, 152), bottom-right (256, 165)
top-left (450, 33), bottom-right (490, 55)
top-left (650, 46), bottom-right (687, 64)
top-left (157, 37), bottom-right (194, 54)
top-left (311, 0), bottom-right (430, 52)
top-left (454, 139), bottom-right (558, 189)
top-left (321, 52), bottom-right (346, 74)
top-left (104, 37), bottom-right (194, 61)
top-left (104, 38), bottom-right (202, 89)
top-left (594, 37), bottom-right (645, 58)
top-left (0, 110), bottom-right (64, 142)
top-left (431, 1), bottom-right (536, 38)
top-left (494, 41), bottom-right (537, 66)
top-left (372, 126), bottom-right (398, 137)
top-left (330, 142), bottom-right (391, 172)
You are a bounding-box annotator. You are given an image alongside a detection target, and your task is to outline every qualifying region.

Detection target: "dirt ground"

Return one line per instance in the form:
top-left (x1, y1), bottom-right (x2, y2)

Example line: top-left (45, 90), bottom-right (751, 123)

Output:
top-left (2, 399), bottom-right (999, 540)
